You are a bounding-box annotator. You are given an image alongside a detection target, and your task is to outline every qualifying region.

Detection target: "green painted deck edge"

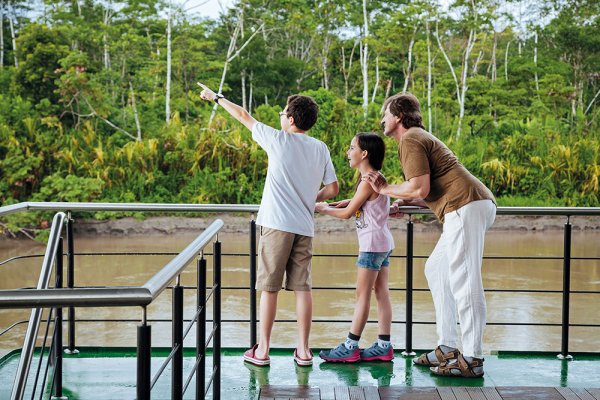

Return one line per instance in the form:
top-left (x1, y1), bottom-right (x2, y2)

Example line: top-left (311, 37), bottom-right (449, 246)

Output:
top-left (2, 347), bottom-right (600, 363)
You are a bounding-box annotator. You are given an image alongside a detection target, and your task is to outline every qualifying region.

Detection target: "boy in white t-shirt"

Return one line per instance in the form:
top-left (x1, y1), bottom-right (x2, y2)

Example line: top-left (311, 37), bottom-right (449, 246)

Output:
top-left (198, 83), bottom-right (339, 367)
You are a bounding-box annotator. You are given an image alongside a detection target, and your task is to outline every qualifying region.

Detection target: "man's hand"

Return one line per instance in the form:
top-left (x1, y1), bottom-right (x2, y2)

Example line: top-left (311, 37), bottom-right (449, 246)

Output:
top-left (329, 199), bottom-right (350, 208)
top-left (389, 199), bottom-right (405, 219)
top-left (198, 82), bottom-right (217, 102)
top-left (363, 171), bottom-right (388, 194)
top-left (314, 202), bottom-right (330, 213)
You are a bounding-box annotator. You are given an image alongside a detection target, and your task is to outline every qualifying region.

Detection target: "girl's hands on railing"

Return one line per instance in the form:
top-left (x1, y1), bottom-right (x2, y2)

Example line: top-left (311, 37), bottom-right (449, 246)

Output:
top-left (328, 199), bottom-right (350, 208)
top-left (314, 202), bottom-right (329, 213)
top-left (389, 199), bottom-right (405, 219)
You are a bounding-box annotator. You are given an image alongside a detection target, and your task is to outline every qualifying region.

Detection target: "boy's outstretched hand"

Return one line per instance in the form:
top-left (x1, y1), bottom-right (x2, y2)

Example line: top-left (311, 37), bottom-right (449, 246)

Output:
top-left (197, 82), bottom-right (217, 102)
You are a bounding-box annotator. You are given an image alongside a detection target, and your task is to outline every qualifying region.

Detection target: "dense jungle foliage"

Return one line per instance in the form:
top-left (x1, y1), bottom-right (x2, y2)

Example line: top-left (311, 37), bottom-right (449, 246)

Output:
top-left (0, 0), bottom-right (599, 236)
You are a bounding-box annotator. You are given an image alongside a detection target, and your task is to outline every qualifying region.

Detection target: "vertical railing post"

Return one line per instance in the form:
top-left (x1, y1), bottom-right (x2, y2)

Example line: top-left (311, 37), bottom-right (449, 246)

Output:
top-left (53, 237), bottom-right (65, 399)
top-left (213, 240), bottom-right (222, 400)
top-left (196, 255), bottom-right (207, 398)
top-left (402, 216), bottom-right (416, 356)
top-left (65, 214), bottom-right (78, 354)
top-left (172, 277), bottom-right (184, 400)
top-left (558, 216), bottom-right (573, 360)
top-left (250, 219), bottom-right (257, 347)
top-left (137, 308), bottom-right (151, 400)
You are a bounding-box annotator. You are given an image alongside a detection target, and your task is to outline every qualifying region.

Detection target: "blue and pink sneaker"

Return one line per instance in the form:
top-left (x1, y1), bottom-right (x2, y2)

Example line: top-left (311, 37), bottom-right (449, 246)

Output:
top-left (319, 343), bottom-right (360, 363)
top-left (360, 342), bottom-right (394, 361)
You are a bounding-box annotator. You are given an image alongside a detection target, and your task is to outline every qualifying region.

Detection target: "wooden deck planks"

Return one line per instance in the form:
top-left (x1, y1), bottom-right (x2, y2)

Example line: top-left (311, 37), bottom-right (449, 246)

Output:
top-left (586, 389), bottom-right (600, 400)
top-left (379, 387), bottom-right (441, 399)
top-left (480, 387), bottom-right (503, 400)
top-left (465, 387), bottom-right (489, 400)
top-left (260, 386), bottom-right (600, 399)
top-left (495, 387), bottom-right (565, 400)
top-left (260, 384), bottom-right (320, 400)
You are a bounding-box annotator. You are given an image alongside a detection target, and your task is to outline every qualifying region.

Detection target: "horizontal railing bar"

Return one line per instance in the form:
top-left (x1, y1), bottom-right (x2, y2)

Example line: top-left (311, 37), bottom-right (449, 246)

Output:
top-left (38, 318), bottom-right (600, 328)
top-left (0, 287), bottom-right (153, 308)
top-left (0, 284), bottom-right (596, 310)
top-left (0, 202), bottom-right (260, 217)
top-left (150, 343), bottom-right (181, 390)
top-left (6, 251), bottom-right (600, 261)
top-left (3, 202), bottom-right (600, 217)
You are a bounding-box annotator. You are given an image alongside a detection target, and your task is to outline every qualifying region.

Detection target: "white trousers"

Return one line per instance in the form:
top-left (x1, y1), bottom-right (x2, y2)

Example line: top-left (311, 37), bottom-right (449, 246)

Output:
top-left (424, 199), bottom-right (496, 358)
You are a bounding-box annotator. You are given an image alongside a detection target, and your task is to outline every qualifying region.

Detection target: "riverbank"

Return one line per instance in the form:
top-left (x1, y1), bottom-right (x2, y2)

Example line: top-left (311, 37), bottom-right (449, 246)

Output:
top-left (66, 214), bottom-right (600, 237)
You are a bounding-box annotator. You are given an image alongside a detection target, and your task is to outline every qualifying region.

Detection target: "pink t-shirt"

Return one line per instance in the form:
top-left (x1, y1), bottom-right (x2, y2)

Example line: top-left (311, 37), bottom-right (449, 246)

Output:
top-left (355, 194), bottom-right (395, 252)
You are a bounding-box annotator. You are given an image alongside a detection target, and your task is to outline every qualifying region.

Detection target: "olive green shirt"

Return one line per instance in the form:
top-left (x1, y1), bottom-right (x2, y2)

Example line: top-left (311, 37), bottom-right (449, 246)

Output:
top-left (399, 127), bottom-right (495, 222)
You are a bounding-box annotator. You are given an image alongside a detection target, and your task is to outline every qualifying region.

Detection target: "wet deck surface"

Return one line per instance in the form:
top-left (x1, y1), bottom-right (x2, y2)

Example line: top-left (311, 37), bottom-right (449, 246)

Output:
top-left (1, 348), bottom-right (600, 399)
top-left (260, 385), bottom-right (600, 399)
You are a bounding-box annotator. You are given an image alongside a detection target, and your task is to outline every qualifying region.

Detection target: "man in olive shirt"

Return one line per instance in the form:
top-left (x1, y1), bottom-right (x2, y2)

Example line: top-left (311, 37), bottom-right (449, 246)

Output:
top-left (365, 93), bottom-right (496, 377)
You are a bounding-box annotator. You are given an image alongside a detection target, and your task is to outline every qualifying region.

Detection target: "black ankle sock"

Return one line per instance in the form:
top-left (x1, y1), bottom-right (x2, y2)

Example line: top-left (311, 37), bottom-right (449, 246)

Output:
top-left (348, 332), bottom-right (361, 341)
top-left (378, 334), bottom-right (391, 341)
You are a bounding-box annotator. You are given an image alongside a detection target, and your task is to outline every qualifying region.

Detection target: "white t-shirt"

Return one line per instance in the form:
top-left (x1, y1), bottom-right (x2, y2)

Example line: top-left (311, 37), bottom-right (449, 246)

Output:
top-left (252, 122), bottom-right (337, 237)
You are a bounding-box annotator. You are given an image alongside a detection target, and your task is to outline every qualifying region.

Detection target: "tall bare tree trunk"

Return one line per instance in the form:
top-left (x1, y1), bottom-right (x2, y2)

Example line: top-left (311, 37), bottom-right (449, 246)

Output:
top-left (427, 20), bottom-right (433, 133)
top-left (435, 16), bottom-right (476, 139)
top-left (490, 31), bottom-right (497, 82)
top-left (371, 55), bottom-right (379, 103)
top-left (1, 1), bottom-right (4, 68)
top-left (103, 4), bottom-right (112, 70)
top-left (209, 20), bottom-right (264, 124)
top-left (504, 40), bottom-right (511, 81)
top-left (165, 0), bottom-right (172, 124)
top-left (248, 71), bottom-right (253, 113)
top-left (403, 27), bottom-right (417, 92)
top-left (533, 31), bottom-right (539, 92)
top-left (241, 69), bottom-right (247, 110)
top-left (8, 8), bottom-right (17, 67)
top-left (361, 0), bottom-right (369, 119)
top-left (129, 81), bottom-right (141, 141)
top-left (341, 42), bottom-right (357, 102)
top-left (322, 35), bottom-right (330, 90)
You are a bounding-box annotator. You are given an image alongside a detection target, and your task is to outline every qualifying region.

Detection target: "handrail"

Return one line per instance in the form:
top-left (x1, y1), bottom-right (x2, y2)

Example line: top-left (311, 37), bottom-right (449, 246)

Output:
top-left (11, 212), bottom-right (66, 400)
top-left (0, 220), bottom-right (224, 309)
top-left (0, 202), bottom-right (259, 216)
top-left (2, 201), bottom-right (600, 217)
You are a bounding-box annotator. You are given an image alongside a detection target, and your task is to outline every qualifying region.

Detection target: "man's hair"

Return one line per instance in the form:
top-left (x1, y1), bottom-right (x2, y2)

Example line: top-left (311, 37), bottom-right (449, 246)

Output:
top-left (356, 132), bottom-right (385, 171)
top-left (383, 92), bottom-right (425, 129)
top-left (285, 95), bottom-right (319, 131)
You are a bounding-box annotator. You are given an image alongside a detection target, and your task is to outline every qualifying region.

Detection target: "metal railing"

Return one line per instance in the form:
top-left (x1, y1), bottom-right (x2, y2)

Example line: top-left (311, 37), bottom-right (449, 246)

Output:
top-left (1, 202), bottom-right (600, 397)
top-left (11, 212), bottom-right (65, 400)
top-left (0, 205), bottom-right (224, 399)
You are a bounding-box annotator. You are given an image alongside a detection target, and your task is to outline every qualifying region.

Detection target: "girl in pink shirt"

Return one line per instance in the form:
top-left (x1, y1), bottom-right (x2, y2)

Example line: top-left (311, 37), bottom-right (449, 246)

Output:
top-left (315, 132), bottom-right (394, 362)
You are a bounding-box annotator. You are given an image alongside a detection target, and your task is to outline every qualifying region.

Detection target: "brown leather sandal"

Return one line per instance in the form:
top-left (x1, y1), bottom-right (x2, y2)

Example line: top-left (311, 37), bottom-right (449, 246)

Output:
top-left (430, 354), bottom-right (484, 378)
top-left (412, 345), bottom-right (461, 367)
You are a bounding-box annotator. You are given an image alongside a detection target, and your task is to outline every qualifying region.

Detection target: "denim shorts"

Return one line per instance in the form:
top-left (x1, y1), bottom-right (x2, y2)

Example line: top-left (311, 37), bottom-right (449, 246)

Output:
top-left (356, 251), bottom-right (392, 271)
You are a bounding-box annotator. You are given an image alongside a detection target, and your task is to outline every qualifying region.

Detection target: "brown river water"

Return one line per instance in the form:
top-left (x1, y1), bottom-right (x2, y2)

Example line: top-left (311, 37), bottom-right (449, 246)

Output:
top-left (1, 225), bottom-right (600, 357)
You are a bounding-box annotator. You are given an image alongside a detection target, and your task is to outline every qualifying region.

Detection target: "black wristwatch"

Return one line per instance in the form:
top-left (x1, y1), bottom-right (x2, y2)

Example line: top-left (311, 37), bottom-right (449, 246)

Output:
top-left (214, 94), bottom-right (224, 105)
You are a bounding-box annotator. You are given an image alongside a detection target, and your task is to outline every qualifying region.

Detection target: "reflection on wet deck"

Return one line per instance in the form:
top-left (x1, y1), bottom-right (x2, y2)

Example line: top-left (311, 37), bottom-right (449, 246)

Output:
top-left (2, 348), bottom-right (598, 399)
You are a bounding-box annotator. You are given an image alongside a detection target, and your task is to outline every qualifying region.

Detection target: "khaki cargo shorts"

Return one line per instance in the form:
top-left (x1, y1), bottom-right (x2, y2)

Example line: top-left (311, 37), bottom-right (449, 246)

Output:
top-left (257, 226), bottom-right (313, 291)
